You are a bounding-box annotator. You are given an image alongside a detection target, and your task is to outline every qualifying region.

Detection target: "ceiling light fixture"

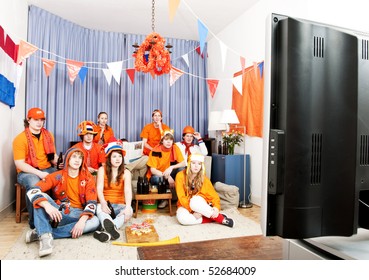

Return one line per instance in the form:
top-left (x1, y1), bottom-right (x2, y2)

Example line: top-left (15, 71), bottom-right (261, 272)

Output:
top-left (133, 0), bottom-right (172, 76)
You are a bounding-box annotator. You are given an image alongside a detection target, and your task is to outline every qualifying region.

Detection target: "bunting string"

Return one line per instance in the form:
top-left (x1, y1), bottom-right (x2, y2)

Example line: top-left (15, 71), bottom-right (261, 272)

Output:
top-left (1, 0), bottom-right (263, 97)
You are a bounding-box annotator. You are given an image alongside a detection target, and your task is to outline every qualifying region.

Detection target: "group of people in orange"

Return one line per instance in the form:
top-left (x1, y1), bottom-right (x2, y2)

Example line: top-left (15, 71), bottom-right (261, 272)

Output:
top-left (12, 107), bottom-right (234, 257)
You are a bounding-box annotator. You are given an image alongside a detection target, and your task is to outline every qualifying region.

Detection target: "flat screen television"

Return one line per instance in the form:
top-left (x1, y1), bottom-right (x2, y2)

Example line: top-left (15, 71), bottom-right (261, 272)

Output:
top-left (263, 14), bottom-right (369, 239)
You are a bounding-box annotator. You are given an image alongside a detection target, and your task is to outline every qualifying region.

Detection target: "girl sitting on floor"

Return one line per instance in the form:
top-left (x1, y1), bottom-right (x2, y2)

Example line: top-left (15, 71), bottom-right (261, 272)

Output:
top-left (175, 154), bottom-right (234, 227)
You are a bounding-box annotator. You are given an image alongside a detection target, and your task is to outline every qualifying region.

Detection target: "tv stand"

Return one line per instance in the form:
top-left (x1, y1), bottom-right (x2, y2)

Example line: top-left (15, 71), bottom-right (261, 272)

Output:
top-left (284, 228), bottom-right (369, 259)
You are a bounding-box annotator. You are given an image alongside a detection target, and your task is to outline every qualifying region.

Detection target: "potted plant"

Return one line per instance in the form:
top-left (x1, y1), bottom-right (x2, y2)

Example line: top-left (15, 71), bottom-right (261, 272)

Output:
top-left (222, 130), bottom-right (244, 155)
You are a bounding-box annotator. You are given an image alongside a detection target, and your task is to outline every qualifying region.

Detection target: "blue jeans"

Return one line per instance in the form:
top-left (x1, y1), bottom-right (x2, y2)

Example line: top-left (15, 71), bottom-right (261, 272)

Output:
top-left (33, 193), bottom-right (100, 239)
top-left (17, 166), bottom-right (56, 229)
top-left (96, 203), bottom-right (133, 230)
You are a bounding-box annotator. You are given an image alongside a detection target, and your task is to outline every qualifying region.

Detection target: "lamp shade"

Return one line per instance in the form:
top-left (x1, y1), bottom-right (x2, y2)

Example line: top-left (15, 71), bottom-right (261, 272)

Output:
top-left (208, 111), bottom-right (227, 131)
top-left (220, 109), bottom-right (240, 124)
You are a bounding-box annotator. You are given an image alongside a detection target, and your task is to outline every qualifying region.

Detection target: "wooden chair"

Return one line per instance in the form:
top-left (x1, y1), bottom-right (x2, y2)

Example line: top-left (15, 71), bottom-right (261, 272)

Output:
top-left (15, 182), bottom-right (27, 223)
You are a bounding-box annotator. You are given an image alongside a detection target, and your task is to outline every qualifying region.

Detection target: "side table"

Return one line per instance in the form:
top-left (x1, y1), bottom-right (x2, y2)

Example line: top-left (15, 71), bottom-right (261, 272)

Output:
top-left (134, 193), bottom-right (173, 218)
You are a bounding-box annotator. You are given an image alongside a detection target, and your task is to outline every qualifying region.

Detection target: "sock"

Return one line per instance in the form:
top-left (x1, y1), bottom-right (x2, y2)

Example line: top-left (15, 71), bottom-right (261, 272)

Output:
top-left (212, 213), bottom-right (225, 224)
top-left (201, 216), bottom-right (213, 224)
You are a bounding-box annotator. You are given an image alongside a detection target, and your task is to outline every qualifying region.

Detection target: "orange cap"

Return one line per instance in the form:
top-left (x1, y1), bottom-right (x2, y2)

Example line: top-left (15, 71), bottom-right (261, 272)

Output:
top-left (27, 108), bottom-right (45, 119)
top-left (182, 125), bottom-right (195, 135)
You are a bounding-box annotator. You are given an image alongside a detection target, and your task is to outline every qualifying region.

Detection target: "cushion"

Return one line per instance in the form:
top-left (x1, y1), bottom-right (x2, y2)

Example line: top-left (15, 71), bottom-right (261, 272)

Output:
top-left (214, 181), bottom-right (240, 210)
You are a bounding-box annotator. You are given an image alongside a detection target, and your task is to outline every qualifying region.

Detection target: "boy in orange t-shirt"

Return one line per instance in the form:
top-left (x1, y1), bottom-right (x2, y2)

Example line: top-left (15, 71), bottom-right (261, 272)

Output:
top-left (147, 130), bottom-right (186, 208)
top-left (72, 121), bottom-right (106, 175)
top-left (25, 147), bottom-right (99, 257)
top-left (12, 108), bottom-right (59, 229)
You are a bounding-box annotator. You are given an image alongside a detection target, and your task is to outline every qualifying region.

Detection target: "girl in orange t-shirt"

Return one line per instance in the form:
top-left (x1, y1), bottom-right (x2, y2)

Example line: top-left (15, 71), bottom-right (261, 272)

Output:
top-left (94, 112), bottom-right (115, 145)
top-left (140, 109), bottom-right (170, 155)
top-left (94, 138), bottom-right (133, 242)
top-left (175, 154), bottom-right (234, 227)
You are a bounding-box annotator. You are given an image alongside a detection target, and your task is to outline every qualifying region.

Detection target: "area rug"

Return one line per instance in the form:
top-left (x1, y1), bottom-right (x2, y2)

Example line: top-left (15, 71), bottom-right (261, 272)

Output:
top-left (4, 208), bottom-right (261, 260)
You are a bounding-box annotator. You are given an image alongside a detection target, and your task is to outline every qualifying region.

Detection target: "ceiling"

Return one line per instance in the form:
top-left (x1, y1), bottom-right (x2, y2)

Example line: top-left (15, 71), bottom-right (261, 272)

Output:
top-left (26, 0), bottom-right (259, 40)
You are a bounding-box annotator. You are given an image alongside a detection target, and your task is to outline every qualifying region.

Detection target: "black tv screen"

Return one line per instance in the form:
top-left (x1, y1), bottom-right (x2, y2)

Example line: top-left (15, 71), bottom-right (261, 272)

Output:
top-left (265, 14), bottom-right (369, 239)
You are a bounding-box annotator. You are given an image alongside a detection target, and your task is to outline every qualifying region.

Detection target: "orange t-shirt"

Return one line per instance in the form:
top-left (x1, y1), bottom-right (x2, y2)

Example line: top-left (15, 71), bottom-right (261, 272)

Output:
top-left (102, 172), bottom-right (125, 204)
top-left (66, 175), bottom-right (83, 209)
top-left (146, 145), bottom-right (184, 179)
top-left (175, 170), bottom-right (221, 211)
top-left (140, 122), bottom-right (170, 155)
top-left (93, 125), bottom-right (115, 144)
top-left (12, 130), bottom-right (56, 173)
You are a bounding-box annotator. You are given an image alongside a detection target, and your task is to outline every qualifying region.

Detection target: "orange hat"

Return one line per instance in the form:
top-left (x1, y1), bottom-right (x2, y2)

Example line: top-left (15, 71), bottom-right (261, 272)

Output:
top-left (103, 137), bottom-right (126, 157)
top-left (182, 125), bottom-right (195, 135)
top-left (161, 129), bottom-right (174, 140)
top-left (27, 108), bottom-right (45, 119)
top-left (77, 121), bottom-right (98, 136)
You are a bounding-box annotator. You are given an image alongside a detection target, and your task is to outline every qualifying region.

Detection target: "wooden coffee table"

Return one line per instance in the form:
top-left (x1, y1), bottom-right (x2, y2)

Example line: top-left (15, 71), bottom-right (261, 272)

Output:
top-left (134, 193), bottom-right (173, 218)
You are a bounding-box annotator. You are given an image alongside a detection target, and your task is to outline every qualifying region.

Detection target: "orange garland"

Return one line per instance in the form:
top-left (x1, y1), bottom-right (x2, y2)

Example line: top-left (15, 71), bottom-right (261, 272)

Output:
top-left (133, 32), bottom-right (171, 76)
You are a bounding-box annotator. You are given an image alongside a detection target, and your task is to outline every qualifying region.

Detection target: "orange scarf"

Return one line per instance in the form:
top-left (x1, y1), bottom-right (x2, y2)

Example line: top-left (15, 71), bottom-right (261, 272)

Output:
top-left (25, 127), bottom-right (55, 168)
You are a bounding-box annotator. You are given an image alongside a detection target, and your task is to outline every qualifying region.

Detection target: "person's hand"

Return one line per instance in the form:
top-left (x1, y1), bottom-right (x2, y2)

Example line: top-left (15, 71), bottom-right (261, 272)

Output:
top-left (45, 204), bottom-right (62, 223)
top-left (70, 219), bottom-right (86, 238)
top-left (193, 132), bottom-right (202, 140)
top-left (118, 207), bottom-right (133, 222)
top-left (101, 202), bottom-right (110, 214)
top-left (163, 166), bottom-right (173, 178)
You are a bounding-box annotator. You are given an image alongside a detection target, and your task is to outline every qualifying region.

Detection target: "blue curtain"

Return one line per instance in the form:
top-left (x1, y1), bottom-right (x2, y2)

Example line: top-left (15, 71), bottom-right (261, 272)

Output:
top-left (26, 6), bottom-right (208, 153)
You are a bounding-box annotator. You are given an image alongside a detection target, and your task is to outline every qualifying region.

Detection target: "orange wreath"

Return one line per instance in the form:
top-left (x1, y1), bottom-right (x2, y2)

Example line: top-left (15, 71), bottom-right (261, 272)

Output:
top-left (133, 32), bottom-right (171, 76)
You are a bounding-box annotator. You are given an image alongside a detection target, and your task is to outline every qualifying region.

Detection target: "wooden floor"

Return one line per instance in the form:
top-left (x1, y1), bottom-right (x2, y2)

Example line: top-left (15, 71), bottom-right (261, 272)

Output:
top-left (0, 204), bottom-right (283, 260)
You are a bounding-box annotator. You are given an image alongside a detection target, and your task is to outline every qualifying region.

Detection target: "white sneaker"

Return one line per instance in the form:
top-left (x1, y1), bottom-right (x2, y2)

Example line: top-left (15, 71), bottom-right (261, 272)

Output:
top-left (25, 229), bottom-right (38, 243)
top-left (39, 233), bottom-right (53, 257)
top-left (158, 200), bottom-right (168, 209)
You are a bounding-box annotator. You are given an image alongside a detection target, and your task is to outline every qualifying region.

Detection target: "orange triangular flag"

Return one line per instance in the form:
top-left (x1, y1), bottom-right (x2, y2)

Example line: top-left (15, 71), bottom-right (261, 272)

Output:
top-left (126, 69), bottom-right (135, 84)
top-left (66, 59), bottom-right (84, 84)
top-left (17, 40), bottom-right (38, 64)
top-left (169, 66), bottom-right (183, 86)
top-left (207, 79), bottom-right (219, 98)
top-left (150, 70), bottom-right (156, 79)
top-left (42, 58), bottom-right (56, 77)
top-left (169, 0), bottom-right (180, 22)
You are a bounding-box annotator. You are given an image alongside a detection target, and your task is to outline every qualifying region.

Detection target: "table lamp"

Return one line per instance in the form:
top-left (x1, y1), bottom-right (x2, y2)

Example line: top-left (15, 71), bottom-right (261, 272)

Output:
top-left (208, 111), bottom-right (227, 143)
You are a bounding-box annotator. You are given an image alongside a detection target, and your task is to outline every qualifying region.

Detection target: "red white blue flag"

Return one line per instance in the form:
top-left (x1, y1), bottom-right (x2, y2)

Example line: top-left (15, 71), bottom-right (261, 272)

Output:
top-left (0, 25), bottom-right (23, 108)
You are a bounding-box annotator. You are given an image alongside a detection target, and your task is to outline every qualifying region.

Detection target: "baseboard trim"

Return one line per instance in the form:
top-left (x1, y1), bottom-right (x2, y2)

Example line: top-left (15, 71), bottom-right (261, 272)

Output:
top-left (0, 202), bottom-right (15, 221)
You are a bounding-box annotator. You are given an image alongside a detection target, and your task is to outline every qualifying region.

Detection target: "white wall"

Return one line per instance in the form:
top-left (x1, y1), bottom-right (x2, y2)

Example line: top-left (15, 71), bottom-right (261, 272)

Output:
top-left (0, 0), bottom-right (28, 213)
top-left (207, 0), bottom-right (369, 210)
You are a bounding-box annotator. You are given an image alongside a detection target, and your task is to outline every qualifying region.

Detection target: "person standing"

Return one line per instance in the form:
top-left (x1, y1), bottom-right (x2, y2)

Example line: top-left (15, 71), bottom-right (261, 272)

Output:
top-left (176, 125), bottom-right (208, 163)
top-left (25, 147), bottom-right (100, 257)
top-left (93, 138), bottom-right (133, 242)
top-left (93, 112), bottom-right (115, 145)
top-left (12, 107), bottom-right (59, 229)
top-left (140, 109), bottom-right (170, 156)
top-left (72, 120), bottom-right (105, 175)
top-left (147, 130), bottom-right (186, 208)
top-left (175, 154), bottom-right (234, 227)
